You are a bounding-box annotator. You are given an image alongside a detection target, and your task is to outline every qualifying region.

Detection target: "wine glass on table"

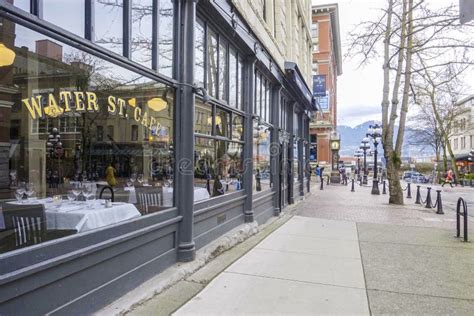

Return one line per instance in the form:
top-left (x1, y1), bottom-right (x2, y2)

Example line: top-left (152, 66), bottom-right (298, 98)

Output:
top-left (72, 182), bottom-right (81, 204)
top-left (137, 173), bottom-right (144, 186)
top-left (25, 182), bottom-right (35, 201)
top-left (82, 182), bottom-right (94, 207)
top-left (15, 187), bottom-right (25, 203)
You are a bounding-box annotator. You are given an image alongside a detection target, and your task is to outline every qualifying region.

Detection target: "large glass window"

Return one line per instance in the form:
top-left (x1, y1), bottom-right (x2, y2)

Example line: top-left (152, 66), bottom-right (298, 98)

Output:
top-left (43, 0), bottom-right (85, 37)
top-left (131, 0), bottom-right (153, 68)
top-left (95, 0), bottom-right (123, 55)
top-left (0, 20), bottom-right (175, 254)
top-left (253, 120), bottom-right (271, 192)
top-left (194, 100), bottom-right (244, 201)
top-left (254, 71), bottom-right (271, 123)
top-left (218, 38), bottom-right (228, 101)
top-left (195, 19), bottom-right (205, 88)
top-left (11, 0), bottom-right (30, 12)
top-left (196, 21), bottom-right (243, 109)
top-left (157, 0), bottom-right (174, 77)
top-left (207, 29), bottom-right (218, 98)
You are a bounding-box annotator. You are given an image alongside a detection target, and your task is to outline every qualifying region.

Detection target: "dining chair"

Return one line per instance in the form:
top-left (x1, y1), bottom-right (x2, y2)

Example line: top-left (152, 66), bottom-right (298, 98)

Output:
top-left (2, 203), bottom-right (46, 249)
top-left (136, 187), bottom-right (162, 214)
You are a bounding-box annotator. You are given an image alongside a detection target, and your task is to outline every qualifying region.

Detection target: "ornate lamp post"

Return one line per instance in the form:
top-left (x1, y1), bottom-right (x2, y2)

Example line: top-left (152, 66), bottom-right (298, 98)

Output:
top-left (367, 124), bottom-right (382, 195)
top-left (360, 137), bottom-right (370, 184)
top-left (330, 131), bottom-right (341, 184)
top-left (354, 149), bottom-right (363, 181)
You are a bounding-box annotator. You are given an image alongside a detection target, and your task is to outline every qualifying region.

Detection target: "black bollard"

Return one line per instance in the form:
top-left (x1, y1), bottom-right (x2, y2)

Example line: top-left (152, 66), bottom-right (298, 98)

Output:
top-left (351, 179), bottom-right (355, 192)
top-left (327, 175), bottom-right (329, 185)
top-left (415, 185), bottom-right (421, 204)
top-left (382, 180), bottom-right (387, 194)
top-left (407, 183), bottom-right (412, 199)
top-left (320, 178), bottom-right (324, 190)
top-left (425, 187), bottom-right (433, 208)
top-left (435, 190), bottom-right (444, 214)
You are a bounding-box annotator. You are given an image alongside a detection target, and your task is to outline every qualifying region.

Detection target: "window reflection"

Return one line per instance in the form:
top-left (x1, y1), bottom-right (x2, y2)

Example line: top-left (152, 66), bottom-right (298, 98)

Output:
top-left (11, 0), bottom-right (29, 12)
top-left (0, 20), bottom-right (175, 254)
top-left (229, 47), bottom-right (237, 108)
top-left (207, 29), bottom-right (218, 98)
top-left (157, 0), bottom-right (174, 77)
top-left (218, 39), bottom-right (228, 101)
top-left (195, 19), bottom-right (205, 88)
top-left (194, 137), bottom-right (243, 199)
top-left (95, 0), bottom-right (123, 55)
top-left (215, 108), bottom-right (230, 138)
top-left (253, 121), bottom-right (271, 192)
top-left (131, 0), bottom-right (153, 68)
top-left (43, 0), bottom-right (85, 37)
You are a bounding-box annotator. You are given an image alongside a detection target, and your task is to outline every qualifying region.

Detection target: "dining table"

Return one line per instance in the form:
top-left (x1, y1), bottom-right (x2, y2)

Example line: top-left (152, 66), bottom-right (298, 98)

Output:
top-left (7, 198), bottom-right (141, 233)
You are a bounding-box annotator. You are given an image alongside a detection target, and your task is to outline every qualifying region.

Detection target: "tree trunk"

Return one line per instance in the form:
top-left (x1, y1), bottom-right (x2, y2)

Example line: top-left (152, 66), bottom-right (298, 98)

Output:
top-left (385, 149), bottom-right (404, 204)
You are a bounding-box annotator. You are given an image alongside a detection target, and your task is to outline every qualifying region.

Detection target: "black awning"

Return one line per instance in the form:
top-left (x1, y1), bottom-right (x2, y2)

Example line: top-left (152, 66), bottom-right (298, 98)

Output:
top-left (284, 62), bottom-right (316, 111)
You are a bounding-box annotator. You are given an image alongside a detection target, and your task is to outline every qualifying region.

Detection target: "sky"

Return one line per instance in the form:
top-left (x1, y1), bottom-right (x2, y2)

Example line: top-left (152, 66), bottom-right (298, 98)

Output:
top-left (317, 0), bottom-right (474, 127)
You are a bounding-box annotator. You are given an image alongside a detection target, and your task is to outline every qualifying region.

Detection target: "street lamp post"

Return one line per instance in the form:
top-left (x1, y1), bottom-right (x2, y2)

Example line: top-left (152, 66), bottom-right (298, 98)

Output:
top-left (367, 124), bottom-right (382, 195)
top-left (47, 127), bottom-right (63, 188)
top-left (360, 138), bottom-right (370, 185)
top-left (354, 149), bottom-right (363, 182)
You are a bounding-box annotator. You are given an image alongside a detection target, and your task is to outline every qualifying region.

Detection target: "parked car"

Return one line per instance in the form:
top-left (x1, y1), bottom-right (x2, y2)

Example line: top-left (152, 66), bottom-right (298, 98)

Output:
top-left (403, 171), bottom-right (429, 183)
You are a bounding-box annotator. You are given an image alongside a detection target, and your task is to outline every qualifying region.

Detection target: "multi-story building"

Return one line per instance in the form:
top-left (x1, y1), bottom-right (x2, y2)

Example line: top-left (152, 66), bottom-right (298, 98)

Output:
top-left (309, 3), bottom-right (342, 166)
top-left (0, 0), bottom-right (314, 313)
top-left (449, 95), bottom-right (474, 172)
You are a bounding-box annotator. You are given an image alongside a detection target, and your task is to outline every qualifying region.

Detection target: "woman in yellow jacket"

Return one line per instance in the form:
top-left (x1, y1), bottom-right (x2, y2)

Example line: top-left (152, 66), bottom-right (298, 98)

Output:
top-left (105, 162), bottom-right (117, 187)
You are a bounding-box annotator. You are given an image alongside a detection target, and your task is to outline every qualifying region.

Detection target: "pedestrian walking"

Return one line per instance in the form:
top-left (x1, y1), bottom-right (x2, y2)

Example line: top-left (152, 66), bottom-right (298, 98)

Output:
top-left (315, 164), bottom-right (321, 182)
top-left (441, 169), bottom-right (454, 188)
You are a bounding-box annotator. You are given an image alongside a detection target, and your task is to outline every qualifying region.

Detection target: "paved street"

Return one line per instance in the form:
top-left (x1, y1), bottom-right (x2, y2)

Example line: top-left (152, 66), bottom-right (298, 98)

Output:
top-left (133, 182), bottom-right (474, 315)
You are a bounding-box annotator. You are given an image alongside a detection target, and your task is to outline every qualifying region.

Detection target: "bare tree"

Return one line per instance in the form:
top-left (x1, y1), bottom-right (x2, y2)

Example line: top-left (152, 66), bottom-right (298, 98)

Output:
top-left (347, 0), bottom-right (473, 204)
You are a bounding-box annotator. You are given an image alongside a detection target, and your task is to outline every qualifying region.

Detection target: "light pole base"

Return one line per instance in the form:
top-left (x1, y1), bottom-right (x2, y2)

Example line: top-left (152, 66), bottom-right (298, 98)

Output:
top-left (371, 179), bottom-right (380, 195)
top-left (330, 170), bottom-right (341, 184)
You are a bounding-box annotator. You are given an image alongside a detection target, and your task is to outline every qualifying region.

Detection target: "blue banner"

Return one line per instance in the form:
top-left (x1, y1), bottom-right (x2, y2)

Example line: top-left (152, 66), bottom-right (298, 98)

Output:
top-left (313, 75), bottom-right (326, 97)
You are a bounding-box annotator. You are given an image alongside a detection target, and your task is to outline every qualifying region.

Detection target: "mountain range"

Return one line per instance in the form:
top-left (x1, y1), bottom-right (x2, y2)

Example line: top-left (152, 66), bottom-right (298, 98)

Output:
top-left (337, 121), bottom-right (434, 158)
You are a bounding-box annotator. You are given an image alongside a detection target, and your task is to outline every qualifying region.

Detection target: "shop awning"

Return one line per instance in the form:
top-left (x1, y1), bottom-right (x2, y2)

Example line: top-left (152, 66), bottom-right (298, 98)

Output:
top-left (284, 62), bottom-right (316, 111)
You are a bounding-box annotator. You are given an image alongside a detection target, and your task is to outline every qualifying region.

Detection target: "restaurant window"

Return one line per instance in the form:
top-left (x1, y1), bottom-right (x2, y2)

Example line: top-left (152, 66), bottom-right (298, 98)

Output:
top-left (95, 0), bottom-right (123, 55)
top-left (196, 21), bottom-right (244, 109)
top-left (195, 18), bottom-right (205, 88)
top-left (11, 0), bottom-right (29, 12)
top-left (254, 71), bottom-right (271, 123)
top-left (131, 0), bottom-right (153, 68)
top-left (194, 100), bottom-right (244, 201)
top-left (156, 0), bottom-right (174, 77)
top-left (253, 120), bottom-right (271, 192)
top-left (0, 20), bottom-right (175, 255)
top-left (43, 0), bottom-right (85, 37)
top-left (218, 38), bottom-right (228, 101)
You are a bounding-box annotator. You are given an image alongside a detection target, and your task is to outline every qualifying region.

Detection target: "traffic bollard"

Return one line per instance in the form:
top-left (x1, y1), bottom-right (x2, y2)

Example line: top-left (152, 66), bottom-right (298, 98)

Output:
top-left (382, 180), bottom-right (387, 194)
top-left (425, 187), bottom-right (433, 208)
top-left (320, 178), bottom-right (323, 190)
top-left (415, 185), bottom-right (421, 204)
top-left (351, 179), bottom-right (355, 192)
top-left (407, 183), bottom-right (412, 199)
top-left (435, 190), bottom-right (444, 215)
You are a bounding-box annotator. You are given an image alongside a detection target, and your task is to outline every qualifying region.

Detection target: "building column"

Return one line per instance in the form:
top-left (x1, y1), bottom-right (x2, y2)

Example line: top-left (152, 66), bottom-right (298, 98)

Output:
top-left (243, 58), bottom-right (256, 222)
top-left (176, 0), bottom-right (196, 262)
top-left (298, 112), bottom-right (304, 196)
top-left (288, 103), bottom-right (295, 204)
top-left (271, 85), bottom-right (281, 215)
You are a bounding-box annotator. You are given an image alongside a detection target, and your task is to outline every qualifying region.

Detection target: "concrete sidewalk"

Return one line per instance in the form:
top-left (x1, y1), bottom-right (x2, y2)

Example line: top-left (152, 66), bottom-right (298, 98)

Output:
top-left (175, 216), bottom-right (370, 315)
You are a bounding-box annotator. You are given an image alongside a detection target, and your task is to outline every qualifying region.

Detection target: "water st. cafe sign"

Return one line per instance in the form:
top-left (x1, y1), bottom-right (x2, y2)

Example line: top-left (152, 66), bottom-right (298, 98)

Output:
top-left (21, 90), bottom-right (168, 133)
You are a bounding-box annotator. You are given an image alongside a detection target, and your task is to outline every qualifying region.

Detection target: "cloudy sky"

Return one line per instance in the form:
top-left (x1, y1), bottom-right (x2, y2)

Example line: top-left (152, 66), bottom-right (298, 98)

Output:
top-left (318, 0), bottom-right (474, 127)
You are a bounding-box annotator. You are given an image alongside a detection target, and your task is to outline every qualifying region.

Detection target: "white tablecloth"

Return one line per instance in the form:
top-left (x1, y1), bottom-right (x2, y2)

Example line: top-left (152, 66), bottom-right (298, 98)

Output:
top-left (162, 187), bottom-right (210, 205)
top-left (8, 199), bottom-right (141, 233)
